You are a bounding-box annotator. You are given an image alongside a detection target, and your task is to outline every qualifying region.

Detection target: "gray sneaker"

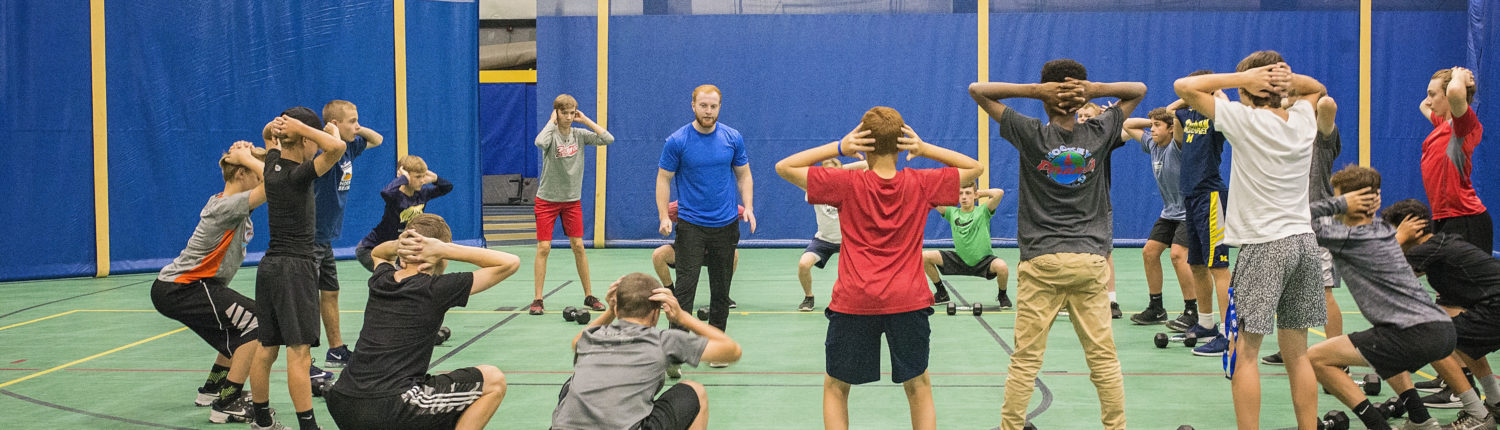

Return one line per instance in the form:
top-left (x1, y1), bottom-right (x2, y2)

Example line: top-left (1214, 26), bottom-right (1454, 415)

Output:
top-left (798, 297), bottom-right (815, 312)
top-left (1424, 387), bottom-right (1463, 409)
top-left (249, 418), bottom-right (289, 430)
top-left (1164, 312), bottom-right (1199, 333)
top-left (209, 396), bottom-right (253, 424)
top-left (1441, 410), bottom-right (1496, 430)
top-left (1398, 418), bottom-right (1442, 430)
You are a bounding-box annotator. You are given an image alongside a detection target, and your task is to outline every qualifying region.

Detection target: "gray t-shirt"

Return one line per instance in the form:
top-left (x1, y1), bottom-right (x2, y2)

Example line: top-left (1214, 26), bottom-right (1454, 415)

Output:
top-left (158, 192), bottom-right (253, 284)
top-left (1140, 129), bottom-right (1185, 221)
top-left (809, 194), bottom-right (841, 244)
top-left (551, 320), bottom-right (709, 429)
top-left (535, 122), bottom-right (614, 202)
top-left (999, 106), bottom-right (1125, 260)
top-left (1308, 127), bottom-right (1342, 203)
top-left (1310, 197), bottom-right (1450, 328)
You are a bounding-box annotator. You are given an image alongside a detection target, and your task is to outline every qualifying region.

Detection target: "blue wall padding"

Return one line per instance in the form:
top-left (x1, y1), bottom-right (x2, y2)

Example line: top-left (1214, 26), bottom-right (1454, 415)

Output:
top-left (0, 1), bottom-right (97, 281)
top-left (536, 16), bottom-right (599, 241)
top-left (541, 12), bottom-right (1373, 246)
top-left (480, 83), bottom-right (540, 177)
top-left (403, 0), bottom-right (481, 249)
top-left (1371, 11), bottom-right (1467, 233)
top-left (1470, 1), bottom-right (1500, 255)
top-left (104, 1), bottom-right (400, 274)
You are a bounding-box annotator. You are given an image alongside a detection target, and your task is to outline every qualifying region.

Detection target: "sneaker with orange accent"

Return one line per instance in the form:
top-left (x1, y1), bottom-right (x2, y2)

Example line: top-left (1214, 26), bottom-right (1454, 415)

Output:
top-left (528, 299), bottom-right (545, 316)
top-left (584, 296), bottom-right (606, 312)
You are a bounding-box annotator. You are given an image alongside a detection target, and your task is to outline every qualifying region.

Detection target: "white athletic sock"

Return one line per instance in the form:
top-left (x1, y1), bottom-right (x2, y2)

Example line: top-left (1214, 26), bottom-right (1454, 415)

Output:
top-left (1107, 291), bottom-right (1116, 302)
top-left (1478, 375), bottom-right (1500, 406)
top-left (1199, 313), bottom-right (1216, 330)
top-left (1459, 388), bottom-right (1487, 417)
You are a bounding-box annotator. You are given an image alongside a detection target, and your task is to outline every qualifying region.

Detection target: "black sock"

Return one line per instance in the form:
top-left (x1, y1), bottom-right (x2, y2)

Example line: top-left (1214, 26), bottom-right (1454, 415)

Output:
top-left (213, 381), bottom-right (245, 407)
top-left (1183, 299), bottom-right (1197, 314)
top-left (253, 402), bottom-right (272, 427)
top-left (203, 364), bottom-right (230, 392)
top-left (1353, 400), bottom-right (1391, 430)
top-left (1465, 367), bottom-right (1477, 388)
top-left (296, 409), bottom-right (318, 430)
top-left (1401, 388), bottom-right (1432, 424)
top-left (1147, 294), bottom-right (1163, 309)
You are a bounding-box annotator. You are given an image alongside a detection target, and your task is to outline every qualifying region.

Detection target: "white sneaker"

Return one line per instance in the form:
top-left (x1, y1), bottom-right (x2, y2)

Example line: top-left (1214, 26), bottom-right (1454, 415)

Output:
top-left (707, 362), bottom-right (729, 368)
top-left (1397, 418), bottom-right (1441, 430)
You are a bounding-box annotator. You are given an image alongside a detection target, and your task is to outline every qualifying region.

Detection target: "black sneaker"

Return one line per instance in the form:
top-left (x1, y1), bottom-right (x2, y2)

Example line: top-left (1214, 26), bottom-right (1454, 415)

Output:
top-left (1110, 302), bottom-right (1122, 319)
top-left (1129, 307), bottom-right (1168, 325)
top-left (729, 299), bottom-right (737, 309)
top-left (1164, 311), bottom-right (1199, 333)
top-left (933, 289), bottom-right (951, 306)
top-left (195, 386), bottom-right (219, 407)
top-left (996, 294), bottom-right (1013, 309)
top-left (324, 345), bottom-right (350, 369)
top-left (1422, 387), bottom-right (1462, 409)
top-left (209, 395), bottom-right (253, 423)
top-left (1416, 377), bottom-right (1448, 393)
top-left (798, 297), bottom-right (815, 312)
top-left (1261, 352), bottom-right (1284, 365)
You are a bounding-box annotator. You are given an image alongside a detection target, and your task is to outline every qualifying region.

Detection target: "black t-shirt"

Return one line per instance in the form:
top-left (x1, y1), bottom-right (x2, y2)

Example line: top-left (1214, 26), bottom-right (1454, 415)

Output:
top-left (1406, 233), bottom-right (1500, 307)
top-left (332, 263), bottom-right (473, 398)
top-left (264, 149), bottom-right (319, 259)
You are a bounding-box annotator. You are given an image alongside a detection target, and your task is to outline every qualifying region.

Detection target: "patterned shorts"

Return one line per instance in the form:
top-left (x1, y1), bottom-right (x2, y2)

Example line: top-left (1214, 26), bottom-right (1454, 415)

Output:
top-left (1231, 233), bottom-right (1326, 335)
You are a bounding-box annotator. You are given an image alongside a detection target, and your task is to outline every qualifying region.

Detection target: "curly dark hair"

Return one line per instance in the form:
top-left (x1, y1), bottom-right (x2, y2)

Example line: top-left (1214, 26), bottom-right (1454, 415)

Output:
top-left (1041, 59), bottom-right (1087, 84)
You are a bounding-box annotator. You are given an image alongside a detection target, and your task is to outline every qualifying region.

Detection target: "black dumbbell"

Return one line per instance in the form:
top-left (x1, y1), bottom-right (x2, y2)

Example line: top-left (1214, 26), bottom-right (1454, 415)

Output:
top-left (972, 303), bottom-right (984, 316)
top-left (1360, 374), bottom-right (1381, 396)
top-left (1022, 422), bottom-right (1038, 430)
top-left (946, 302), bottom-right (957, 315)
top-left (575, 310), bottom-right (591, 325)
top-left (562, 306), bottom-right (579, 322)
top-left (433, 326), bottom-right (451, 345)
top-left (1373, 396), bottom-right (1405, 419)
top-left (310, 376), bottom-right (333, 397)
top-left (1176, 426), bottom-right (1195, 430)
top-left (696, 307), bottom-right (709, 321)
top-left (1153, 332), bottom-right (1198, 348)
top-left (1317, 410), bottom-right (1350, 430)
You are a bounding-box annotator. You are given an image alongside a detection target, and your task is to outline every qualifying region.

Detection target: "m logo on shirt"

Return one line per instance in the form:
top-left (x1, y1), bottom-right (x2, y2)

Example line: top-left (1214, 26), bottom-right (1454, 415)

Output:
top-left (1036, 145), bottom-right (1096, 187)
top-left (1183, 119), bottom-right (1210, 143)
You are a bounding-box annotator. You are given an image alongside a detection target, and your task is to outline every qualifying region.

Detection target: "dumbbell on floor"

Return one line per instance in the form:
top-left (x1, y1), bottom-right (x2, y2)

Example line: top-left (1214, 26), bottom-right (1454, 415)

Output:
top-left (574, 310), bottom-right (591, 325)
top-left (1360, 374), bottom-right (1381, 396)
top-left (1153, 332), bottom-right (1198, 348)
top-left (943, 302), bottom-right (984, 316)
top-left (697, 307), bottom-right (709, 321)
top-left (1373, 396), bottom-right (1405, 419)
top-left (1317, 410), bottom-right (1349, 430)
top-left (562, 306), bottom-right (580, 322)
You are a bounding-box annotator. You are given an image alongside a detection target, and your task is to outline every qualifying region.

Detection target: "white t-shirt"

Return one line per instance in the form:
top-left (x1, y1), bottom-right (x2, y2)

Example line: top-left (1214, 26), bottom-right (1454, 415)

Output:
top-left (1213, 97), bottom-right (1316, 246)
top-left (808, 194), bottom-right (841, 244)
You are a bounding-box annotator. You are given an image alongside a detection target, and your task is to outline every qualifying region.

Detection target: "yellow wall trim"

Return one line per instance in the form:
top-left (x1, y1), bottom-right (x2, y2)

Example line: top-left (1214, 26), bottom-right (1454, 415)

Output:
top-left (593, 0), bottom-right (609, 248)
top-left (977, 2), bottom-right (990, 190)
top-left (480, 70), bottom-right (538, 83)
top-left (394, 0), bottom-right (410, 160)
top-left (1358, 0), bottom-right (1372, 167)
top-left (91, 0), bottom-right (110, 277)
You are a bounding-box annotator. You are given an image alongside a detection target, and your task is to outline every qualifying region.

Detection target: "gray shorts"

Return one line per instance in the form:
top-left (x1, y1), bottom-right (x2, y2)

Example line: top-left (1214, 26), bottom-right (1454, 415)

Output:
top-left (1318, 246), bottom-right (1340, 288)
top-left (1231, 233), bottom-right (1325, 335)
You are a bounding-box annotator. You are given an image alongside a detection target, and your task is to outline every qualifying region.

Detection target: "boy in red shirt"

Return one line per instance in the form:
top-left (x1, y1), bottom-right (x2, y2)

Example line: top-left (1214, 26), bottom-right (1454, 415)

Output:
top-left (1419, 66), bottom-right (1488, 255)
top-left (775, 107), bottom-right (983, 429)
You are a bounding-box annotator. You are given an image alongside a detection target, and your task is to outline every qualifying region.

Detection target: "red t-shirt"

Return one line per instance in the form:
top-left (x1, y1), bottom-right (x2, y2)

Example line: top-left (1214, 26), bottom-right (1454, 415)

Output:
top-left (1421, 107), bottom-right (1486, 219)
top-left (807, 166), bottom-right (958, 315)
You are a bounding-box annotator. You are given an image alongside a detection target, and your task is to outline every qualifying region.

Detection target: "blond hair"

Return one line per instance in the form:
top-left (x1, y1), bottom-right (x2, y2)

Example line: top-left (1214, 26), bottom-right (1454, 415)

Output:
top-left (322, 100), bottom-right (356, 123)
top-left (399, 155), bottom-right (428, 176)
top-left (553, 94), bottom-right (577, 111)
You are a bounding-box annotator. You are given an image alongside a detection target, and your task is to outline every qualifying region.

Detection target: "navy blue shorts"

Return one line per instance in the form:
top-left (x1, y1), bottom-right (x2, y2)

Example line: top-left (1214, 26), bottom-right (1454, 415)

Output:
top-left (1184, 191), bottom-right (1230, 268)
top-left (825, 307), bottom-right (933, 385)
top-left (804, 238), bottom-right (840, 269)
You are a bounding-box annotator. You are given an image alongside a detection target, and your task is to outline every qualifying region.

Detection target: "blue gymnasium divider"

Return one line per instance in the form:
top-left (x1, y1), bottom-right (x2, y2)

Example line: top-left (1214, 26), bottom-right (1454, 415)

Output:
top-left (105, 1), bottom-right (399, 274)
top-left (481, 83), bottom-right (540, 177)
top-left (542, 12), bottom-right (1369, 247)
top-left (0, 1), bottom-right (97, 282)
top-left (535, 15), bottom-right (599, 242)
top-left (404, 0), bottom-right (481, 249)
top-left (1470, 0), bottom-right (1500, 256)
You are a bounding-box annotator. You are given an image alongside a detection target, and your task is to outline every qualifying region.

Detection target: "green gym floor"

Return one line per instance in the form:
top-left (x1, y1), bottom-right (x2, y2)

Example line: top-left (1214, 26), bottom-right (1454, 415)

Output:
top-left (0, 247), bottom-right (1467, 429)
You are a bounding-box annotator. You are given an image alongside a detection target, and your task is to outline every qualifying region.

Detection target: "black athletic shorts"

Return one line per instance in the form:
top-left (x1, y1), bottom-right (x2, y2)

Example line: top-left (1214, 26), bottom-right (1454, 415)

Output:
top-left (937, 250), bottom-right (999, 280)
top-left (326, 367), bottom-right (487, 430)
top-left (255, 255), bottom-right (321, 347)
top-left (1455, 301), bottom-right (1500, 359)
top-left (825, 307), bottom-right (933, 384)
top-left (150, 279), bottom-right (259, 357)
top-left (312, 242), bottom-right (340, 291)
top-left (1349, 321), bottom-right (1456, 379)
top-left (639, 383), bottom-right (701, 430)
top-left (1147, 218), bottom-right (1192, 248)
top-left (804, 238), bottom-right (840, 269)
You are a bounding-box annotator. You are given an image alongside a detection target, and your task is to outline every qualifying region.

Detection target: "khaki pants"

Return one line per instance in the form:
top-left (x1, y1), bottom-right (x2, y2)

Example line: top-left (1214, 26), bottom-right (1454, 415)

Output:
top-left (1000, 253), bottom-right (1125, 429)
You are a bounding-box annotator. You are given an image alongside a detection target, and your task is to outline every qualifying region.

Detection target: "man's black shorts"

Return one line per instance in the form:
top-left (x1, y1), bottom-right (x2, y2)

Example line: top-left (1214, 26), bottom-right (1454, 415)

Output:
top-left (151, 279), bottom-right (259, 357)
top-left (255, 255), bottom-right (321, 347)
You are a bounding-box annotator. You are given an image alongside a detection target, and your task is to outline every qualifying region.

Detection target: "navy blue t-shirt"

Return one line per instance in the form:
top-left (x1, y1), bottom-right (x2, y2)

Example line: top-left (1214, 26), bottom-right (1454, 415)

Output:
top-left (658, 123), bottom-right (748, 227)
top-left (313, 135), bottom-right (370, 243)
top-left (1175, 108), bottom-right (1229, 197)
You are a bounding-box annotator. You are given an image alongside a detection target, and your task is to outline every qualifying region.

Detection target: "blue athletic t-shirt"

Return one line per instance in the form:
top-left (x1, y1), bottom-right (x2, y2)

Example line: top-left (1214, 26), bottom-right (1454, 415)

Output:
top-left (658, 123), bottom-right (748, 227)
top-left (1175, 108), bottom-right (1228, 197)
top-left (313, 135), bottom-right (369, 243)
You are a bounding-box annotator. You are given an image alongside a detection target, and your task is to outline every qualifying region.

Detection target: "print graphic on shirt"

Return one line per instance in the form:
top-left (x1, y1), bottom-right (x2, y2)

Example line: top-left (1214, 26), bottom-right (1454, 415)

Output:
top-left (1036, 145), bottom-right (1097, 187)
top-left (243, 224), bottom-right (254, 245)
top-left (400, 204), bottom-right (427, 224)
top-left (224, 302), bottom-right (258, 337)
top-left (556, 141), bottom-right (579, 158)
top-left (819, 205), bottom-right (839, 220)
top-left (955, 218), bottom-right (974, 227)
top-left (337, 159), bottom-right (354, 192)
top-left (1182, 118), bottom-right (1210, 143)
